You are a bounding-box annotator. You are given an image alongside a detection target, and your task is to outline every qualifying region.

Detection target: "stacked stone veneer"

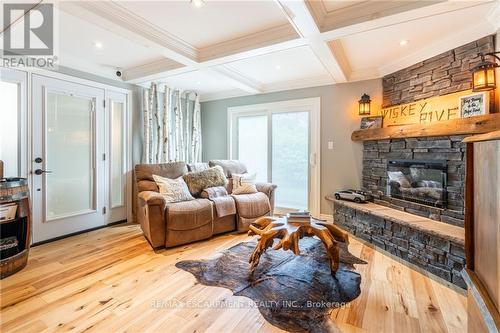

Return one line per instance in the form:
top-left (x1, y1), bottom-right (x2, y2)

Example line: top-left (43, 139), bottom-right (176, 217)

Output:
top-left (382, 35), bottom-right (496, 111)
top-left (362, 135), bottom-right (466, 227)
top-left (334, 201), bottom-right (466, 288)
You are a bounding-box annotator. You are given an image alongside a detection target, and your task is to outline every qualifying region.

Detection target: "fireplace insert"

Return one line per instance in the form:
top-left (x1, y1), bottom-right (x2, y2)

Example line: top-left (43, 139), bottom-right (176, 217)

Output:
top-left (387, 160), bottom-right (447, 208)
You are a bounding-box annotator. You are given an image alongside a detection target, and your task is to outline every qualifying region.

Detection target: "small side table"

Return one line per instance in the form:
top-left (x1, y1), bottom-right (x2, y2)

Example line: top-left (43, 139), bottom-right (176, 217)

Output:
top-left (248, 216), bottom-right (349, 276)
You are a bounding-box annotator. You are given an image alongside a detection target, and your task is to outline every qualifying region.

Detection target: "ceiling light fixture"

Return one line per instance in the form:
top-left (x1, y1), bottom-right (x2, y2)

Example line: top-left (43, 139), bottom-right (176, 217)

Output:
top-left (93, 41), bottom-right (103, 49)
top-left (399, 39), bottom-right (409, 46)
top-left (190, 0), bottom-right (206, 8)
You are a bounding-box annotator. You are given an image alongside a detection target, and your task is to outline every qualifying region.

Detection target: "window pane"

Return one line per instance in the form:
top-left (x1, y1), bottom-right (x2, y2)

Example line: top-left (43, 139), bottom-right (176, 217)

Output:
top-left (111, 101), bottom-right (124, 207)
top-left (0, 81), bottom-right (19, 177)
top-left (272, 112), bottom-right (309, 210)
top-left (46, 93), bottom-right (94, 219)
top-left (238, 115), bottom-right (267, 182)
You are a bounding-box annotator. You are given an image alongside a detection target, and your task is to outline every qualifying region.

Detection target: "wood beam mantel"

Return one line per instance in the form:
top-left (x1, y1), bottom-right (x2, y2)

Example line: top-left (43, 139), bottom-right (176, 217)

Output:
top-left (351, 114), bottom-right (500, 141)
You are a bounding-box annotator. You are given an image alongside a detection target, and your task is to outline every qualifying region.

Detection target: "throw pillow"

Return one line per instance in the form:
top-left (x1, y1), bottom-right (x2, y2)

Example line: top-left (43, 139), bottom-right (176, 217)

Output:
top-left (152, 175), bottom-right (194, 203)
top-left (387, 171), bottom-right (411, 188)
top-left (232, 173), bottom-right (258, 195)
top-left (182, 165), bottom-right (228, 196)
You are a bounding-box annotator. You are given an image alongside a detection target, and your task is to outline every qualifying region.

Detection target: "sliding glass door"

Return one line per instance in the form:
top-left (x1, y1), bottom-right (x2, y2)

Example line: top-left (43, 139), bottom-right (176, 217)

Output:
top-left (236, 114), bottom-right (268, 182)
top-left (229, 98), bottom-right (320, 215)
top-left (272, 111), bottom-right (309, 210)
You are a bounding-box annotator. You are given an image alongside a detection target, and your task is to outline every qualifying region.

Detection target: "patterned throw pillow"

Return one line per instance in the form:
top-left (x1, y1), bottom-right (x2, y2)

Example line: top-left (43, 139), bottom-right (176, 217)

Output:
top-left (152, 175), bottom-right (195, 203)
top-left (232, 173), bottom-right (258, 195)
top-left (182, 165), bottom-right (228, 196)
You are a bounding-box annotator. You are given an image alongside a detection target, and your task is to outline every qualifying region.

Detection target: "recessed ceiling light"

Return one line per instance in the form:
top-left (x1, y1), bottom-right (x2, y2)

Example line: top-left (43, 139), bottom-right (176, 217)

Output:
top-left (275, 65), bottom-right (281, 70)
top-left (400, 39), bottom-right (409, 46)
top-left (190, 0), bottom-right (205, 8)
top-left (93, 41), bottom-right (103, 49)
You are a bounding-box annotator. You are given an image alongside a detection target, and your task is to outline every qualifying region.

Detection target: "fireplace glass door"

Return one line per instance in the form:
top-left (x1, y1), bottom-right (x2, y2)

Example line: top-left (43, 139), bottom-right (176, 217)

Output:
top-left (387, 160), bottom-right (447, 208)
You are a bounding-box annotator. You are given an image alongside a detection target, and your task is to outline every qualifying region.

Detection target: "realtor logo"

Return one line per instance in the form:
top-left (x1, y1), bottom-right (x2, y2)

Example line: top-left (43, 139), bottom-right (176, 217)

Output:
top-left (3, 3), bottom-right (54, 56)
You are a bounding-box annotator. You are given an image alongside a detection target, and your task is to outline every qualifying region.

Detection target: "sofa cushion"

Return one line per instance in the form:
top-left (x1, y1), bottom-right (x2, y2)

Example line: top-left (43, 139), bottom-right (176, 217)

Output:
top-left (232, 173), bottom-right (258, 195)
top-left (232, 192), bottom-right (270, 218)
top-left (165, 198), bottom-right (213, 231)
top-left (152, 175), bottom-right (194, 203)
top-left (182, 165), bottom-right (227, 196)
top-left (209, 160), bottom-right (247, 178)
top-left (136, 162), bottom-right (188, 183)
top-left (187, 162), bottom-right (210, 172)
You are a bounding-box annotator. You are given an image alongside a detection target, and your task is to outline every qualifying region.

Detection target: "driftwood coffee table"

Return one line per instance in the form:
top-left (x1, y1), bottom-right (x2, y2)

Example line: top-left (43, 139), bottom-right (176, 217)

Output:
top-left (248, 216), bottom-right (349, 276)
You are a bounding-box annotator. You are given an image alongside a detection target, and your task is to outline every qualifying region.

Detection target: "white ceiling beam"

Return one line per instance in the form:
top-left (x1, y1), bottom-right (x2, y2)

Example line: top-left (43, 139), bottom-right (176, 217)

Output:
top-left (58, 0), bottom-right (499, 94)
top-left (127, 38), bottom-right (308, 85)
top-left (208, 66), bottom-right (264, 94)
top-left (318, 1), bottom-right (495, 42)
top-left (59, 1), bottom-right (198, 66)
top-left (122, 59), bottom-right (186, 82)
top-left (198, 24), bottom-right (298, 62)
top-left (57, 1), bottom-right (274, 92)
top-left (276, 0), bottom-right (349, 82)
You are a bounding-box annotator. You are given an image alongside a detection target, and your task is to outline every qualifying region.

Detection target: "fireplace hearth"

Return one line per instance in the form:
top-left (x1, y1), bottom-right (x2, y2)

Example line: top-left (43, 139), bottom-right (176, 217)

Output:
top-left (387, 160), bottom-right (447, 208)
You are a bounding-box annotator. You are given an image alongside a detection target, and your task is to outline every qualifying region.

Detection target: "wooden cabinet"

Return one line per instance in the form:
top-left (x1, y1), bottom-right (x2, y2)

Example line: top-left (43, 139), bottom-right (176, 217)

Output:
top-left (463, 130), bottom-right (500, 332)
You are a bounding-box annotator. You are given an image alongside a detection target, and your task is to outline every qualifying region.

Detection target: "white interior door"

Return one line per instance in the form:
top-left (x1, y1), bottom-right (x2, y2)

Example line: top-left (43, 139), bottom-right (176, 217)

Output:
top-left (229, 98), bottom-right (320, 216)
top-left (31, 74), bottom-right (106, 243)
top-left (106, 90), bottom-right (128, 223)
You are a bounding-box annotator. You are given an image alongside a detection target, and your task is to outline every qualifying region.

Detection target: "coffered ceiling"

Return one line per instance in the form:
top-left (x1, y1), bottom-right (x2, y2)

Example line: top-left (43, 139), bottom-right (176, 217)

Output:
top-left (53, 0), bottom-right (500, 101)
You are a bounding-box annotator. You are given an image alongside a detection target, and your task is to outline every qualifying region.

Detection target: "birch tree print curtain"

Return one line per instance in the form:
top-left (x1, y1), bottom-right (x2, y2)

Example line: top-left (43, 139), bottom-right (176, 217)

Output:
top-left (142, 83), bottom-right (202, 163)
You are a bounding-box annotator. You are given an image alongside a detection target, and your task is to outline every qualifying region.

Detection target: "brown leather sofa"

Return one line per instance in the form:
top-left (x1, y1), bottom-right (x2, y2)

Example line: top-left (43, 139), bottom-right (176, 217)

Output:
top-left (135, 160), bottom-right (276, 249)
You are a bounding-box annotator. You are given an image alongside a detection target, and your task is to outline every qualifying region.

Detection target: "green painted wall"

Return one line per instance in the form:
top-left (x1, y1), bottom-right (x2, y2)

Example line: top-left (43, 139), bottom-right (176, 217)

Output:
top-left (200, 79), bottom-right (382, 214)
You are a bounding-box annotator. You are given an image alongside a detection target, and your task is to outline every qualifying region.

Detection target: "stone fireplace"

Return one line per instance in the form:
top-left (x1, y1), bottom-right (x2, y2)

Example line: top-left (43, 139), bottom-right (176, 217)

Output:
top-left (362, 135), bottom-right (466, 227)
top-left (330, 135), bottom-right (468, 288)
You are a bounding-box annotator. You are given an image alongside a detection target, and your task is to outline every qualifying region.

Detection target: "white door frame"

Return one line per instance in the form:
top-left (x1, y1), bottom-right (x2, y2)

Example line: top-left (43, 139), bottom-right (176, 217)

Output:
top-left (106, 90), bottom-right (129, 223)
top-left (0, 68), bottom-right (29, 179)
top-left (227, 97), bottom-right (321, 216)
top-left (2, 67), bottom-right (132, 243)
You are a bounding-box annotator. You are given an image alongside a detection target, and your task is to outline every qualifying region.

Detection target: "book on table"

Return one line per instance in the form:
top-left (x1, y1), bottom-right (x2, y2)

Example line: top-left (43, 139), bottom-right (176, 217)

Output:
top-left (286, 211), bottom-right (311, 224)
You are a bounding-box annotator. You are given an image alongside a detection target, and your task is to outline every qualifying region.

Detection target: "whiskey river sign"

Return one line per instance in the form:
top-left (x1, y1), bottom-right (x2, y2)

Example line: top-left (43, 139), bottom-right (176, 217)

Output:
top-left (380, 90), bottom-right (472, 127)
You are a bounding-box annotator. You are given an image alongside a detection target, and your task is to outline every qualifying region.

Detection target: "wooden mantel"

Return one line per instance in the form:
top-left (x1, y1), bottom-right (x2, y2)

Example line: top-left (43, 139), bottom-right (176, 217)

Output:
top-left (351, 113), bottom-right (500, 141)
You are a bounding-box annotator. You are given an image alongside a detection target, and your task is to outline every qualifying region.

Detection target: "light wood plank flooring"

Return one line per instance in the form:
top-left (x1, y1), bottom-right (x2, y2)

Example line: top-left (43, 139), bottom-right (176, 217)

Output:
top-left (0, 223), bottom-right (467, 332)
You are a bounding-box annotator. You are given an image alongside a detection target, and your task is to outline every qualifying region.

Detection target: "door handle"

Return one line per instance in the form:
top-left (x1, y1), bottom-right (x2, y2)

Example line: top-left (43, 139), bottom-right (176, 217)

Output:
top-left (34, 169), bottom-right (52, 175)
top-left (309, 153), bottom-right (316, 166)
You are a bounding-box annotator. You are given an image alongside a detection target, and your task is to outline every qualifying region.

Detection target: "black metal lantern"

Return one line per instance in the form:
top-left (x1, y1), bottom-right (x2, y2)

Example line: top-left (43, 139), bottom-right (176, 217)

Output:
top-left (471, 52), bottom-right (500, 92)
top-left (358, 93), bottom-right (371, 116)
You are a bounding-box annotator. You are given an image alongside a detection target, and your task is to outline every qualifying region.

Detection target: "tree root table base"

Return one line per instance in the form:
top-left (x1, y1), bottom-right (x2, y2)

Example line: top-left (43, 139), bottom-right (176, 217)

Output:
top-left (248, 216), bottom-right (349, 276)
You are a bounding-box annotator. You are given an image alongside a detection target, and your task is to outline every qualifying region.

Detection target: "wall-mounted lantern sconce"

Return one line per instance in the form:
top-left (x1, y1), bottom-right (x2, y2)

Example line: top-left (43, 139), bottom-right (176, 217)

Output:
top-left (471, 52), bottom-right (500, 92)
top-left (358, 93), bottom-right (371, 116)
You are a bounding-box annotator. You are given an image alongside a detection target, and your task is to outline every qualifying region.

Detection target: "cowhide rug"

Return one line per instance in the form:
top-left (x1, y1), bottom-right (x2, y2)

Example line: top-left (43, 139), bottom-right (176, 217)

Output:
top-left (176, 237), bottom-right (366, 332)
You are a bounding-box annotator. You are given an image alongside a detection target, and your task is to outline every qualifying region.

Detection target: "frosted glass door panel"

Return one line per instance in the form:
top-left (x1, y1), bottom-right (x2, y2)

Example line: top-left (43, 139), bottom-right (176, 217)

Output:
top-left (238, 115), bottom-right (267, 182)
top-left (46, 93), bottom-right (95, 220)
top-left (111, 101), bottom-right (125, 207)
top-left (0, 81), bottom-right (19, 177)
top-left (272, 112), bottom-right (309, 210)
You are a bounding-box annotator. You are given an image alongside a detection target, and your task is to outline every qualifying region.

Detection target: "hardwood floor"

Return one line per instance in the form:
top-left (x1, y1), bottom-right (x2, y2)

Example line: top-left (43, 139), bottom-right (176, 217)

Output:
top-left (0, 223), bottom-right (467, 333)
